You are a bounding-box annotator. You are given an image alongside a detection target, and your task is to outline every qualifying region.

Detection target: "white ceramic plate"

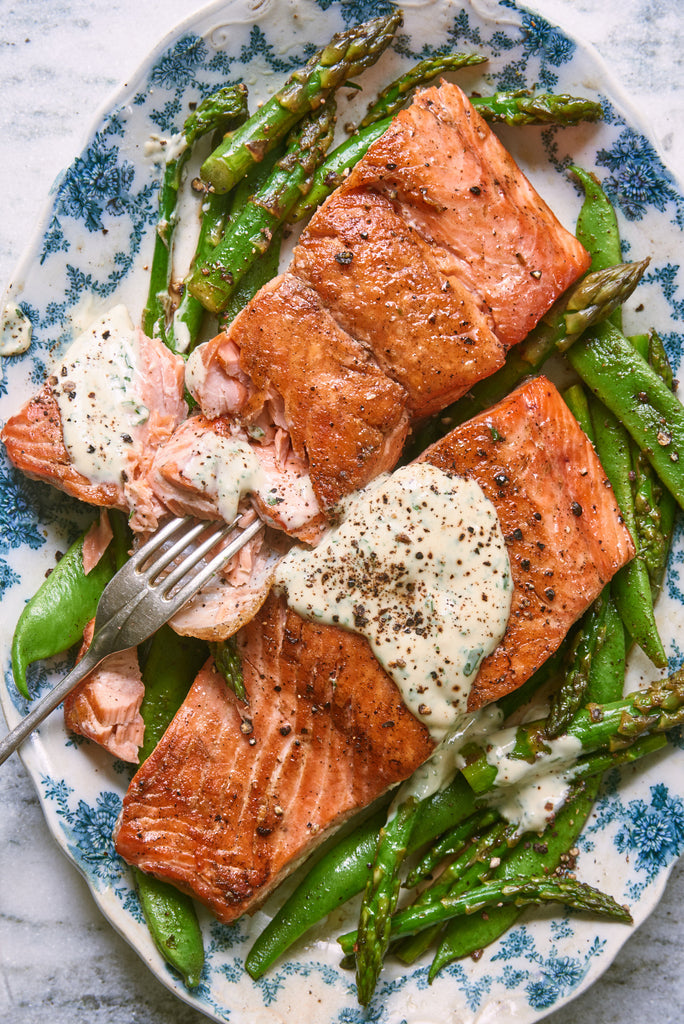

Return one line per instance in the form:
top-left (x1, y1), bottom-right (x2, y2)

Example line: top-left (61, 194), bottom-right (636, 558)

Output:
top-left (1, 1), bottom-right (684, 1022)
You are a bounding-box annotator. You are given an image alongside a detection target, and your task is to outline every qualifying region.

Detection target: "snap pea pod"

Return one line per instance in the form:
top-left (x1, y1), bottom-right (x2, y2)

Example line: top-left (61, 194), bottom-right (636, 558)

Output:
top-left (244, 774), bottom-right (478, 979)
top-left (563, 381), bottom-right (595, 439)
top-left (584, 592), bottom-right (625, 705)
top-left (571, 164), bottom-right (622, 326)
top-left (567, 320), bottom-right (684, 508)
top-left (589, 395), bottom-right (666, 666)
top-left (404, 259), bottom-right (647, 459)
top-left (646, 329), bottom-right (679, 596)
top-left (11, 511), bottom-right (130, 699)
top-left (138, 625), bottom-right (208, 761)
top-left (134, 626), bottom-right (209, 987)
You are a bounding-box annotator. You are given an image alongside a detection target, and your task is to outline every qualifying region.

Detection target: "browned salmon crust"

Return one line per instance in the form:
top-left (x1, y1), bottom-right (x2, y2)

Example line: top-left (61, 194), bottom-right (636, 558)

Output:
top-left (225, 274), bottom-right (411, 509)
top-left (292, 188), bottom-right (505, 417)
top-left (420, 376), bottom-right (635, 707)
top-left (114, 600), bottom-right (434, 922)
top-left (344, 82), bottom-right (591, 349)
top-left (114, 377), bottom-right (633, 921)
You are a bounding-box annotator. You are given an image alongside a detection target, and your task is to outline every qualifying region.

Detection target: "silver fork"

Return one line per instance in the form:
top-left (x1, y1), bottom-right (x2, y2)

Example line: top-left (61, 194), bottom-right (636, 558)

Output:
top-left (0, 513), bottom-right (263, 766)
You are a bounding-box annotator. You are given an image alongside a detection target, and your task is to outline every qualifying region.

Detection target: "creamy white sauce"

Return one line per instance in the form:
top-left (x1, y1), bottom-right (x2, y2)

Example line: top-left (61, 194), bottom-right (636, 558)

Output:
top-left (484, 729), bottom-right (583, 833)
top-left (185, 343), bottom-right (208, 396)
top-left (181, 431), bottom-right (319, 531)
top-left (275, 465), bottom-right (512, 741)
top-left (144, 132), bottom-right (188, 166)
top-left (0, 301), bottom-right (32, 356)
top-left (52, 306), bottom-right (150, 484)
top-left (171, 310), bottom-right (193, 355)
top-left (391, 706), bottom-right (503, 816)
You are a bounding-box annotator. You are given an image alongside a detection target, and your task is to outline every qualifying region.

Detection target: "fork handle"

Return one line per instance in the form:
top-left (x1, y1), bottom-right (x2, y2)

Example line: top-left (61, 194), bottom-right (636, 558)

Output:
top-left (0, 643), bottom-right (106, 766)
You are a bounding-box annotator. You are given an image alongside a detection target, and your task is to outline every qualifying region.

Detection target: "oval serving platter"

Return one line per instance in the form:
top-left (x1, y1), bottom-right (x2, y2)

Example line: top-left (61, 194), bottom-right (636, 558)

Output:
top-left (1, 1), bottom-right (684, 1022)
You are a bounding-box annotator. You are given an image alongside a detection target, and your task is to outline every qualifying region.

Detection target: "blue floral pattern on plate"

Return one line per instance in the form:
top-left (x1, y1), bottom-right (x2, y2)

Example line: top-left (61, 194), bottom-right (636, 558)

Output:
top-left (1, 1), bottom-right (683, 1022)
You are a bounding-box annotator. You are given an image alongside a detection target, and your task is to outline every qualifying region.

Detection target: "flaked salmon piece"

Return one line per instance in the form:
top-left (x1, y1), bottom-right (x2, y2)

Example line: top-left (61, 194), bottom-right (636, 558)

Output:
top-left (292, 188), bottom-right (505, 417)
top-left (81, 509), bottom-right (114, 575)
top-left (148, 413), bottom-right (326, 544)
top-left (189, 274), bottom-right (410, 510)
top-left (0, 309), bottom-right (187, 532)
top-left (114, 376), bottom-right (633, 920)
top-left (184, 333), bottom-right (256, 420)
top-left (64, 620), bottom-right (144, 763)
top-left (420, 375), bottom-right (635, 707)
top-left (344, 82), bottom-right (591, 349)
top-left (169, 522), bottom-right (289, 641)
top-left (114, 596), bottom-right (434, 922)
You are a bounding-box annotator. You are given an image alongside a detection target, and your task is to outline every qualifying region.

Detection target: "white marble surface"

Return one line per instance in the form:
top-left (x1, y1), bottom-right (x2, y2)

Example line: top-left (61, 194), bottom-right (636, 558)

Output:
top-left (1, 1), bottom-right (683, 1022)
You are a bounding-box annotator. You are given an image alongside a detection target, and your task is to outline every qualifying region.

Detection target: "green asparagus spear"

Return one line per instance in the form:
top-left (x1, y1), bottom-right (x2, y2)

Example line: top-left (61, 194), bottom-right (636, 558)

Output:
top-left (337, 874), bottom-right (631, 955)
top-left (208, 637), bottom-right (245, 701)
top-left (190, 102), bottom-right (337, 312)
top-left (170, 144), bottom-right (285, 351)
top-left (404, 259), bottom-right (648, 459)
top-left (395, 813), bottom-right (517, 965)
top-left (355, 797), bottom-right (419, 1005)
top-left (201, 12), bottom-right (401, 194)
top-left (143, 84), bottom-right (249, 342)
top-left (471, 91), bottom-right (602, 126)
top-left (360, 52), bottom-right (487, 128)
top-left (461, 668), bottom-right (684, 795)
top-left (545, 590), bottom-right (609, 738)
top-left (404, 807), bottom-right (498, 890)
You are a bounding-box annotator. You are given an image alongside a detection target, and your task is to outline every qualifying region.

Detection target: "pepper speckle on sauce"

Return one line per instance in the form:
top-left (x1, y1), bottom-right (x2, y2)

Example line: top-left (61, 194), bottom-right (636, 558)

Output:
top-left (275, 465), bottom-right (512, 740)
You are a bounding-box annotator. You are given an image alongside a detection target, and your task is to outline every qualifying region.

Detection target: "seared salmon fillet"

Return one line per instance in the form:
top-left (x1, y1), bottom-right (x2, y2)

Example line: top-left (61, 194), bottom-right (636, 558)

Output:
top-left (344, 82), bottom-right (591, 349)
top-left (292, 188), bottom-right (505, 417)
top-left (114, 599), bottom-right (434, 921)
top-left (114, 377), bottom-right (633, 921)
top-left (420, 375), bottom-right (635, 707)
top-left (188, 274), bottom-right (410, 510)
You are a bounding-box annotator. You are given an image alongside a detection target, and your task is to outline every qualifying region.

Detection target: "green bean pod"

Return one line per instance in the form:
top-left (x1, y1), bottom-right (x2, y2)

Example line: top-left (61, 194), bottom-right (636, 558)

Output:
top-left (134, 626), bottom-right (209, 986)
top-left (11, 511), bottom-right (130, 699)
